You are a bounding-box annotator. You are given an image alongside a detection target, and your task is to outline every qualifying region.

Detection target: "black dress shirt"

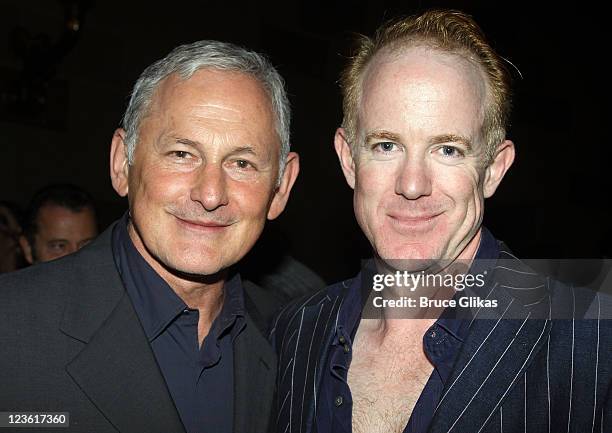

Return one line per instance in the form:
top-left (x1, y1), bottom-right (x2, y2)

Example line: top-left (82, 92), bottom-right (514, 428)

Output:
top-left (112, 214), bottom-right (245, 433)
top-left (317, 227), bottom-right (500, 433)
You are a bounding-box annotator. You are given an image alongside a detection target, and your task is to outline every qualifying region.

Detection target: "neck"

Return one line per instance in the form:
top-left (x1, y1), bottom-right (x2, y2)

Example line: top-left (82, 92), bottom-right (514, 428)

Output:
top-left (127, 221), bottom-right (226, 315)
top-left (371, 228), bottom-right (483, 323)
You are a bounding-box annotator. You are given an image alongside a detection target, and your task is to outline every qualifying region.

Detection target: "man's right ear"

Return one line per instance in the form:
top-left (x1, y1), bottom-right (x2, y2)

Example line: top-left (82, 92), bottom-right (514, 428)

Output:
top-left (334, 127), bottom-right (356, 189)
top-left (110, 128), bottom-right (129, 197)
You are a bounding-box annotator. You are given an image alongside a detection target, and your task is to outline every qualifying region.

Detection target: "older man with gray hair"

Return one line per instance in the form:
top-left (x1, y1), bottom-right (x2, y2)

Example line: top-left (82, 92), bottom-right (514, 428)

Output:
top-left (0, 40), bottom-right (299, 433)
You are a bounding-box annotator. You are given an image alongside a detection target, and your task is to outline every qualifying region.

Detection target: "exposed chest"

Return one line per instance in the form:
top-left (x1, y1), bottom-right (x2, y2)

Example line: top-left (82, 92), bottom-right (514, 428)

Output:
top-left (347, 330), bottom-right (434, 433)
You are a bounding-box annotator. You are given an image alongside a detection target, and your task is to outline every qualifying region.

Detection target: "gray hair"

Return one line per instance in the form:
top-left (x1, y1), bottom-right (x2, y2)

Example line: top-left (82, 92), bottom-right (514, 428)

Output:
top-left (122, 40), bottom-right (291, 181)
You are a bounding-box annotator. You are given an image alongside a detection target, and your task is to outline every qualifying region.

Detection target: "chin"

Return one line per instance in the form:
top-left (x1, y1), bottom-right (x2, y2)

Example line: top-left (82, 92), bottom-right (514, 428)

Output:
top-left (157, 247), bottom-right (226, 277)
top-left (376, 240), bottom-right (445, 271)
top-left (169, 260), bottom-right (226, 278)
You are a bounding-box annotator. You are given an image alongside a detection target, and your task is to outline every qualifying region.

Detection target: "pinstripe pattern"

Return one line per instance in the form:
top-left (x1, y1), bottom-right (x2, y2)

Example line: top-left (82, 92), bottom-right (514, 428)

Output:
top-left (273, 285), bottom-right (344, 433)
top-left (272, 251), bottom-right (612, 433)
top-left (475, 307), bottom-right (550, 433)
top-left (592, 293), bottom-right (601, 433)
top-left (524, 373), bottom-right (527, 433)
top-left (568, 286), bottom-right (576, 433)
top-left (448, 312), bottom-right (533, 430)
top-left (547, 333), bottom-right (551, 433)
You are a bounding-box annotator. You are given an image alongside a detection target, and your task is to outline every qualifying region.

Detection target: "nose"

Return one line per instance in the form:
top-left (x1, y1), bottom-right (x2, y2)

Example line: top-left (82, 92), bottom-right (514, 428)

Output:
top-left (395, 156), bottom-right (432, 200)
top-left (191, 163), bottom-right (229, 211)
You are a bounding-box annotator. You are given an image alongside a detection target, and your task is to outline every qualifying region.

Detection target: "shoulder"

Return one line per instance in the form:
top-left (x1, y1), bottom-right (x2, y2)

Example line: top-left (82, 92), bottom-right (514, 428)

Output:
top-left (269, 277), bottom-right (353, 350)
top-left (548, 280), bottom-right (612, 333)
top-left (0, 254), bottom-right (81, 313)
top-left (0, 223), bottom-right (118, 324)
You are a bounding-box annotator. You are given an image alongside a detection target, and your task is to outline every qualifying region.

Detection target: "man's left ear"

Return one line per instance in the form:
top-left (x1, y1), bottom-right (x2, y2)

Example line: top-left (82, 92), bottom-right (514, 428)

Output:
top-left (483, 140), bottom-right (515, 198)
top-left (267, 152), bottom-right (300, 220)
top-left (110, 128), bottom-right (130, 197)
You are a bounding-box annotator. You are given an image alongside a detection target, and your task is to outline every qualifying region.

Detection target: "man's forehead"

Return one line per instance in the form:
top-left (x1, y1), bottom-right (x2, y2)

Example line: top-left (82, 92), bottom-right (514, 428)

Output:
top-left (357, 47), bottom-right (488, 138)
top-left (152, 69), bottom-right (270, 111)
top-left (362, 46), bottom-right (487, 101)
top-left (140, 69), bottom-right (277, 141)
top-left (37, 204), bottom-right (94, 223)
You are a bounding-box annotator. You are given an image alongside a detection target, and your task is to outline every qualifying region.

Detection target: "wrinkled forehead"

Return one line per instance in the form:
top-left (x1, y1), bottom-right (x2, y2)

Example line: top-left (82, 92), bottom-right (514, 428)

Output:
top-left (134, 69), bottom-right (281, 159)
top-left (151, 69), bottom-right (275, 121)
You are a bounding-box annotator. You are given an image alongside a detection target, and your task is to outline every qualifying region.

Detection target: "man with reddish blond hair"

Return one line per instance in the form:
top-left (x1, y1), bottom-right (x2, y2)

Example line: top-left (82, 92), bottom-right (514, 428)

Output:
top-left (272, 9), bottom-right (611, 433)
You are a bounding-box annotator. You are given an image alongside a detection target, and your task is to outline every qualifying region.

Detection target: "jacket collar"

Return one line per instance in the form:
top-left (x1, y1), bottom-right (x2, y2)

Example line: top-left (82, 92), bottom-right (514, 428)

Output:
top-left (60, 220), bottom-right (276, 433)
top-left (427, 244), bottom-right (552, 433)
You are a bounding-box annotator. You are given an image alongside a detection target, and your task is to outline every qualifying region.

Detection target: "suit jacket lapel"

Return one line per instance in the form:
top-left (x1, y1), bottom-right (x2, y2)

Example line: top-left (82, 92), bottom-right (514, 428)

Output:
top-left (65, 292), bottom-right (185, 433)
top-left (60, 224), bottom-right (185, 433)
top-left (233, 313), bottom-right (277, 433)
top-left (428, 250), bottom-right (552, 433)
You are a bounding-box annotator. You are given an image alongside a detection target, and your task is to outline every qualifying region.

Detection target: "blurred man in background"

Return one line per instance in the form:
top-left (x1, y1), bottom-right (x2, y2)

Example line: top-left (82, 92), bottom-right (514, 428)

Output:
top-left (19, 183), bottom-right (98, 263)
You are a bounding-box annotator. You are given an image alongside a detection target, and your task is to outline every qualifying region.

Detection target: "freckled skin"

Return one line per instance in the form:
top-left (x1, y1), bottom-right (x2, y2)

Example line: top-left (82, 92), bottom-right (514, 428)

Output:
top-left (335, 47), bottom-right (515, 433)
top-left (335, 47), bottom-right (513, 270)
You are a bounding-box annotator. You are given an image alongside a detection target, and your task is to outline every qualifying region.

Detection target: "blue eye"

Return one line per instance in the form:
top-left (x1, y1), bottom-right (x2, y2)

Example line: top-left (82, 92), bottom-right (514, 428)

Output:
top-left (440, 146), bottom-right (464, 157)
top-left (375, 142), bottom-right (398, 152)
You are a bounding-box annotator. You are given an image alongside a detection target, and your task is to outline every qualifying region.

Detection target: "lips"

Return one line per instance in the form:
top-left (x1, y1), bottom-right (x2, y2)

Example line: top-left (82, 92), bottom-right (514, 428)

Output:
top-left (387, 212), bottom-right (441, 223)
top-left (386, 211), bottom-right (442, 232)
top-left (174, 215), bottom-right (233, 231)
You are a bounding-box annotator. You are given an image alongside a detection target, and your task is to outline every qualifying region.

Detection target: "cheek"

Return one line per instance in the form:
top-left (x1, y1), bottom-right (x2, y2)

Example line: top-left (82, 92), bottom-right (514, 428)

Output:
top-left (131, 165), bottom-right (190, 207)
top-left (437, 166), bottom-right (481, 205)
top-left (230, 181), bottom-right (274, 221)
top-left (440, 169), bottom-right (485, 233)
top-left (354, 163), bottom-right (394, 210)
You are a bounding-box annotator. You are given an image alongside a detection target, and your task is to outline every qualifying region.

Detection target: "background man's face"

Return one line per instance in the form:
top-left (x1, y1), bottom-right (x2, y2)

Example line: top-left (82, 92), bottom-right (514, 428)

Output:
top-left (119, 69), bottom-right (286, 276)
top-left (27, 204), bottom-right (98, 263)
top-left (349, 47), bottom-right (490, 268)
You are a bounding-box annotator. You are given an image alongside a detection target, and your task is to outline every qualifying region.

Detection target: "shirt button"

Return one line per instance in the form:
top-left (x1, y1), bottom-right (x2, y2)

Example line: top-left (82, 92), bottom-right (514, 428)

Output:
top-left (338, 335), bottom-right (346, 344)
top-left (334, 395), bottom-right (344, 407)
top-left (430, 330), bottom-right (437, 338)
top-left (343, 344), bottom-right (351, 354)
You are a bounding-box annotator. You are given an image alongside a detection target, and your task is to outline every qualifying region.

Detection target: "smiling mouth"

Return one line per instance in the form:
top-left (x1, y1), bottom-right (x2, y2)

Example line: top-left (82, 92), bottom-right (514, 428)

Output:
top-left (387, 212), bottom-right (442, 227)
top-left (174, 215), bottom-right (234, 231)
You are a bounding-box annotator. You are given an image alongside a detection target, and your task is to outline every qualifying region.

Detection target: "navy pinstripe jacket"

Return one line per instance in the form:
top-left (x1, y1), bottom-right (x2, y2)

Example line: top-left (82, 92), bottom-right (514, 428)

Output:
top-left (271, 246), bottom-right (612, 433)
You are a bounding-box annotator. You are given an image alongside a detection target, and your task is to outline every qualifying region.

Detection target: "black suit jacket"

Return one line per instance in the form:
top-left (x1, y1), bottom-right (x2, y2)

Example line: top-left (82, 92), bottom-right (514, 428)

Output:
top-left (271, 246), bottom-right (612, 433)
top-left (0, 222), bottom-right (279, 433)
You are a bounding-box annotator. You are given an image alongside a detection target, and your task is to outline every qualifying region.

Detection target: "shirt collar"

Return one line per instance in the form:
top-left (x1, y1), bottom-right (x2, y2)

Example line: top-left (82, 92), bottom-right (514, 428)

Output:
top-left (336, 226), bottom-right (500, 343)
top-left (112, 212), bottom-right (245, 342)
top-left (469, 226), bottom-right (500, 276)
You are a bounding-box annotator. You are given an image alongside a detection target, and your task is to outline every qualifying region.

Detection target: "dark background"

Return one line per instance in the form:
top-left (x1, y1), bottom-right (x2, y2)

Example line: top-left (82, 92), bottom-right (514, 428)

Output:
top-left (0, 0), bottom-right (608, 283)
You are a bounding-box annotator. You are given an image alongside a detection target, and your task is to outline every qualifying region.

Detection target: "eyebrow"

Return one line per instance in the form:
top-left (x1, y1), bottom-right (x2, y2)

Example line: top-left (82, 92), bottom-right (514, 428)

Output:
top-left (364, 130), bottom-right (472, 152)
top-left (364, 130), bottom-right (402, 144)
top-left (172, 137), bottom-right (259, 157)
top-left (228, 146), bottom-right (258, 157)
top-left (174, 137), bottom-right (200, 148)
top-left (428, 134), bottom-right (473, 152)
top-left (47, 239), bottom-right (69, 244)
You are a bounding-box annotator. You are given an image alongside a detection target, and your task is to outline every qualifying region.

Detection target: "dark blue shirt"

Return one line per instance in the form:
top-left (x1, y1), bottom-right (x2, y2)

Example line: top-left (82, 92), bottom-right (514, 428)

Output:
top-left (317, 228), bottom-right (500, 433)
top-left (111, 214), bottom-right (245, 433)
